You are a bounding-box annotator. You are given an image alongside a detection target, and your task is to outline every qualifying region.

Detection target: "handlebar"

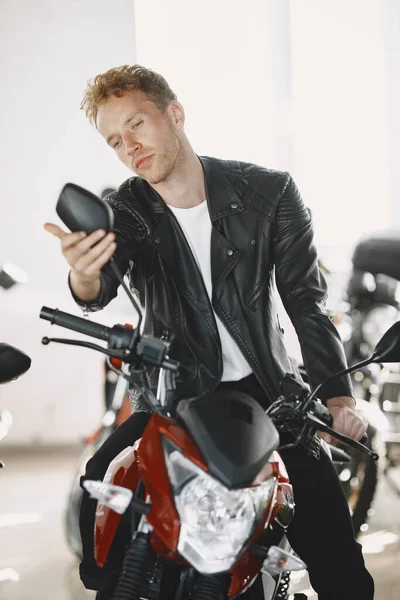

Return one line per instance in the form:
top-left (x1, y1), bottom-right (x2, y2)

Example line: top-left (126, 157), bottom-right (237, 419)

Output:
top-left (40, 306), bottom-right (179, 373)
top-left (40, 307), bottom-right (110, 341)
top-left (312, 401), bottom-right (368, 445)
top-left (39, 308), bottom-right (374, 452)
top-left (268, 394), bottom-right (376, 460)
top-left (40, 306), bottom-right (136, 349)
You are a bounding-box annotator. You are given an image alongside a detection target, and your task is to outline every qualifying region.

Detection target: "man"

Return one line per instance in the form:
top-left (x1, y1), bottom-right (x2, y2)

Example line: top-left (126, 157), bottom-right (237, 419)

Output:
top-left (45, 65), bottom-right (373, 599)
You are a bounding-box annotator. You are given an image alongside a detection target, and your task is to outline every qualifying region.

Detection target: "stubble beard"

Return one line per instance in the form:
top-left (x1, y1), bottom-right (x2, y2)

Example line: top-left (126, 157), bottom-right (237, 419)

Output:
top-left (142, 153), bottom-right (175, 185)
top-left (136, 128), bottom-right (183, 186)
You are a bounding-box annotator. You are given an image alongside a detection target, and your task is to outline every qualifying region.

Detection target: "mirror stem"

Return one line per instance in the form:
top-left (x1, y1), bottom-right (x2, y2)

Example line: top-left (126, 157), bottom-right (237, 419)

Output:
top-left (109, 258), bottom-right (143, 347)
top-left (306, 354), bottom-right (376, 406)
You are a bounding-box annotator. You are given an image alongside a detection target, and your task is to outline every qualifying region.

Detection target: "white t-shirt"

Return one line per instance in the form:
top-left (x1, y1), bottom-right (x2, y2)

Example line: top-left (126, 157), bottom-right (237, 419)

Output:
top-left (169, 201), bottom-right (252, 382)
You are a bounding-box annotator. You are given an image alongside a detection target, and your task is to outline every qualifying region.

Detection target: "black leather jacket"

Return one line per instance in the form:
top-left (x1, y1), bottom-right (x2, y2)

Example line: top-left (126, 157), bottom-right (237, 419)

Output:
top-left (74, 156), bottom-right (352, 404)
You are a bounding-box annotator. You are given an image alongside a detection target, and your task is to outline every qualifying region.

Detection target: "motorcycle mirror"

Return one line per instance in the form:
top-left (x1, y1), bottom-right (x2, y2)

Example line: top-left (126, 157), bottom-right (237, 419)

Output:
top-left (371, 320), bottom-right (400, 363)
top-left (55, 183), bottom-right (143, 334)
top-left (0, 343), bottom-right (31, 384)
top-left (56, 183), bottom-right (114, 234)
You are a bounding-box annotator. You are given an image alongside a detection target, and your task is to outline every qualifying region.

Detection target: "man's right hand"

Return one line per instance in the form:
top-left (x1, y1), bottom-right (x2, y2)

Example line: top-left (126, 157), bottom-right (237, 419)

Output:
top-left (44, 223), bottom-right (116, 301)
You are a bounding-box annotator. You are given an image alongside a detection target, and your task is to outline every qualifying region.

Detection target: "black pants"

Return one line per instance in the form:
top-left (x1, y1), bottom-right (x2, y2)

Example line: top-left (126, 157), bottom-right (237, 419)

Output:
top-left (79, 374), bottom-right (374, 599)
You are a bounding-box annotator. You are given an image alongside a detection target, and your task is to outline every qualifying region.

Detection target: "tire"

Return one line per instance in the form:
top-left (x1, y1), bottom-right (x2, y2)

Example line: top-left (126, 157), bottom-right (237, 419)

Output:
top-left (336, 427), bottom-right (378, 537)
top-left (348, 451), bottom-right (378, 537)
top-left (64, 473), bottom-right (84, 558)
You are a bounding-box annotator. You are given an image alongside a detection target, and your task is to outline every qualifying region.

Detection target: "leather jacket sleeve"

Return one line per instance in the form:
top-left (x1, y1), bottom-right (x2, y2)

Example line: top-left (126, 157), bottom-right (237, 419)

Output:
top-left (70, 189), bottom-right (149, 312)
top-left (272, 173), bottom-right (353, 402)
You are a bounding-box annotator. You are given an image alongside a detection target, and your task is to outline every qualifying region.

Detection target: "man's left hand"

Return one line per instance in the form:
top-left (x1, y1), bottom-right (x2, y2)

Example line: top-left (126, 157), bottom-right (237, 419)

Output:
top-left (318, 396), bottom-right (368, 445)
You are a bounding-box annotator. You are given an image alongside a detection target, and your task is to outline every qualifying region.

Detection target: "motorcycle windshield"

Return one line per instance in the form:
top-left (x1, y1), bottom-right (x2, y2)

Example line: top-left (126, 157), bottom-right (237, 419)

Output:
top-left (176, 389), bottom-right (279, 488)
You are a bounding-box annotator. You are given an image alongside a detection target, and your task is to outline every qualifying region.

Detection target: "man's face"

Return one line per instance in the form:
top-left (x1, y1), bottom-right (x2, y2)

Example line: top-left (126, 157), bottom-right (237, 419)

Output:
top-left (97, 90), bottom-right (183, 184)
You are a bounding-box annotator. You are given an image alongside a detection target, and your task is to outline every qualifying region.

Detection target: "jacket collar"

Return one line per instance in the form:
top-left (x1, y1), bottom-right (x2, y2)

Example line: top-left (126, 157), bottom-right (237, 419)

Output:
top-left (134, 155), bottom-right (244, 222)
top-left (199, 156), bottom-right (244, 222)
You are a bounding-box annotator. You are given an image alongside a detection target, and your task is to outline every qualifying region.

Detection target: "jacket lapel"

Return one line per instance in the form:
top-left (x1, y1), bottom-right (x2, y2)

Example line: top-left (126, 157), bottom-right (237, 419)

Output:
top-left (144, 157), bottom-right (245, 301)
top-left (148, 211), bottom-right (216, 321)
top-left (200, 157), bottom-right (244, 293)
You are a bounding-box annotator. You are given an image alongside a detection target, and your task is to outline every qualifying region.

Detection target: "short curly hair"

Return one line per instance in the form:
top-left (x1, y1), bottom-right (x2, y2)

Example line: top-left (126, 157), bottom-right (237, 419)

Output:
top-left (81, 64), bottom-right (177, 126)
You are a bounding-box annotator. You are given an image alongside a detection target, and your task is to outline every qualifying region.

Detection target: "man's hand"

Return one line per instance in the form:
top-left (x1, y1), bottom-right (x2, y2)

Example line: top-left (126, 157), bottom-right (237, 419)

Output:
top-left (318, 396), bottom-right (368, 445)
top-left (44, 223), bottom-right (116, 301)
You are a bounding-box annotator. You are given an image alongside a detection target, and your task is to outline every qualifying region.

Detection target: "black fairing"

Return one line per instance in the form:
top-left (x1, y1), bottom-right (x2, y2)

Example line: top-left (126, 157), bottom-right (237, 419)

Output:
top-left (177, 390), bottom-right (279, 488)
top-left (0, 343), bottom-right (31, 384)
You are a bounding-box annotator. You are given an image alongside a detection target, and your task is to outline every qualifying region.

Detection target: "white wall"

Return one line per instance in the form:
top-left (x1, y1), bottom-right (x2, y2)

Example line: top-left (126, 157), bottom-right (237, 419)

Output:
top-left (134, 0), bottom-right (280, 168)
top-left (289, 0), bottom-right (390, 270)
top-left (0, 0), bottom-right (137, 444)
top-left (381, 0), bottom-right (400, 227)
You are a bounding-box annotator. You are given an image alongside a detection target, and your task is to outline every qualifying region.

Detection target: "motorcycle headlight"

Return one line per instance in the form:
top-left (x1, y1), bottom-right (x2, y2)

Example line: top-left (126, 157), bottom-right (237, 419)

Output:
top-left (163, 438), bottom-right (275, 574)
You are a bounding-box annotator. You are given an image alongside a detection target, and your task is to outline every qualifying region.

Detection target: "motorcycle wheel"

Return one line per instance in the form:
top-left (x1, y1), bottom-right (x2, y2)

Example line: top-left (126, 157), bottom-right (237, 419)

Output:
top-left (336, 427), bottom-right (378, 537)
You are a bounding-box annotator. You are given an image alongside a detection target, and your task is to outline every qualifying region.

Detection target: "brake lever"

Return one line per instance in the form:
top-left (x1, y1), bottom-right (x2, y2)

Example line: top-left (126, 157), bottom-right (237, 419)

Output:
top-left (306, 413), bottom-right (379, 461)
top-left (42, 336), bottom-right (128, 359)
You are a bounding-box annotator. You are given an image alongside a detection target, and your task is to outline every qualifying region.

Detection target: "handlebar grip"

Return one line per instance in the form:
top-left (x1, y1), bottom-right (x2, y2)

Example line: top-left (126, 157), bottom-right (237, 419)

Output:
top-left (318, 406), bottom-right (368, 445)
top-left (313, 402), bottom-right (333, 426)
top-left (321, 407), bottom-right (368, 444)
top-left (40, 306), bottom-right (111, 341)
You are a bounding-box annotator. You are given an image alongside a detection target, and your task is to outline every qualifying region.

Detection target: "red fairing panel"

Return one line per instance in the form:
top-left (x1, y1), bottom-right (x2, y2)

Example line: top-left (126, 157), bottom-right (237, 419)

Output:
top-left (228, 451), bottom-right (293, 597)
top-left (94, 415), bottom-right (291, 597)
top-left (94, 412), bottom-right (208, 566)
top-left (138, 413), bottom-right (208, 556)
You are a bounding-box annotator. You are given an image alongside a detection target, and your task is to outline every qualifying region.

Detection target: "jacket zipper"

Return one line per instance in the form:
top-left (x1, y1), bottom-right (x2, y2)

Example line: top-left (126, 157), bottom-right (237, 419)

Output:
top-left (213, 303), bottom-right (278, 402)
top-left (167, 210), bottom-right (223, 380)
top-left (166, 209), bottom-right (276, 399)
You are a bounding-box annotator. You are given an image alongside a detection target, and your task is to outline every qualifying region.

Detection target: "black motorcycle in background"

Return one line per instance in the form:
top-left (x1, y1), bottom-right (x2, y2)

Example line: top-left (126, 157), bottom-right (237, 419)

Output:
top-left (0, 342), bottom-right (31, 467)
top-left (333, 229), bottom-right (400, 534)
top-left (0, 343), bottom-right (31, 387)
top-left (0, 261), bottom-right (31, 462)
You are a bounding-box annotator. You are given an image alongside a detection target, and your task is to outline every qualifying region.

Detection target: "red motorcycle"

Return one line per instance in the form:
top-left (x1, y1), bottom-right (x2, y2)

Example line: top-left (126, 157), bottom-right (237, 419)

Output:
top-left (39, 297), bottom-right (391, 600)
top-left (40, 182), bottom-right (386, 600)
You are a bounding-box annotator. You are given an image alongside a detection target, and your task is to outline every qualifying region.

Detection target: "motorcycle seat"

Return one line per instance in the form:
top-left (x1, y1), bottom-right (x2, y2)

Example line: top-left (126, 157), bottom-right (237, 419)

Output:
top-left (352, 229), bottom-right (400, 282)
top-left (346, 269), bottom-right (399, 306)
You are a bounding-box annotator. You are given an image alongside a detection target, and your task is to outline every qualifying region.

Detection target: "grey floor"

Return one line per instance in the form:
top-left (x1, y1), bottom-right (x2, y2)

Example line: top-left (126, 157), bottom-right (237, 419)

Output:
top-left (0, 446), bottom-right (399, 600)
